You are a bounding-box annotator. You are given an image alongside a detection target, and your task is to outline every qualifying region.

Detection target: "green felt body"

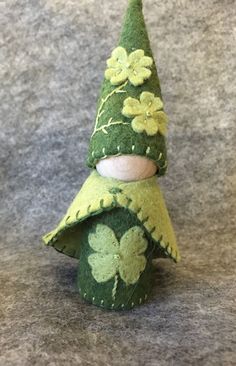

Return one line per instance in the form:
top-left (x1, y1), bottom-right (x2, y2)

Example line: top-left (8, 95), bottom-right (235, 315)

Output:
top-left (77, 208), bottom-right (157, 310)
top-left (87, 0), bottom-right (167, 176)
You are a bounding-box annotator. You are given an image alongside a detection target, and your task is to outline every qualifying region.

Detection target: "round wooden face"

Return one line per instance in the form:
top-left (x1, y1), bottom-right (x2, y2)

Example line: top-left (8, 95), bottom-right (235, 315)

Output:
top-left (96, 155), bottom-right (157, 182)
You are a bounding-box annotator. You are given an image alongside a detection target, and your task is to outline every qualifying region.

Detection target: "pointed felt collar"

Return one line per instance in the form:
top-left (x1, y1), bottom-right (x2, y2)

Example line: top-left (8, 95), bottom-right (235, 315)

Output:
top-left (43, 171), bottom-right (180, 262)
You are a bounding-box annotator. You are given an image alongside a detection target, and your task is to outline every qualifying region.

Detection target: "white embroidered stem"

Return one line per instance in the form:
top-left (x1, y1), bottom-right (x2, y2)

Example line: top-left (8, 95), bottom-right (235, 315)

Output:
top-left (92, 81), bottom-right (128, 137)
top-left (112, 274), bottom-right (119, 301)
top-left (92, 120), bottom-right (130, 137)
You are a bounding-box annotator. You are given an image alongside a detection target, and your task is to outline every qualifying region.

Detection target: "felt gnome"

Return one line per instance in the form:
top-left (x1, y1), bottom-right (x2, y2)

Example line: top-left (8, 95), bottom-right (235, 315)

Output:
top-left (43, 0), bottom-right (180, 310)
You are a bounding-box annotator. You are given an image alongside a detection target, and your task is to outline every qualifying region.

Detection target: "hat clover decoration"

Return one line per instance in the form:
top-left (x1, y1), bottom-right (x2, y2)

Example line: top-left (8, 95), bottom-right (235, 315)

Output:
top-left (122, 92), bottom-right (168, 136)
top-left (105, 47), bottom-right (153, 86)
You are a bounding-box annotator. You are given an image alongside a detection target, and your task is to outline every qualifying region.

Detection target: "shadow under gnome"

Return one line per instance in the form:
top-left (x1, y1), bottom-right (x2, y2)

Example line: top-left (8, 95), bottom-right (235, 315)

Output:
top-left (43, 0), bottom-right (180, 311)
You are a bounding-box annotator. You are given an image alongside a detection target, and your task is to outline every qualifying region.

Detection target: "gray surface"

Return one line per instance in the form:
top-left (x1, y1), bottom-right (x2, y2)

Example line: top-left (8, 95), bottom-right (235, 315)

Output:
top-left (0, 0), bottom-right (236, 365)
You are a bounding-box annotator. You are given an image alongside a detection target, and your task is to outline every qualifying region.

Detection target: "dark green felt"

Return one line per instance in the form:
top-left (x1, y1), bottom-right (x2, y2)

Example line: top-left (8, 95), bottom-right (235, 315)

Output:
top-left (87, 0), bottom-right (167, 176)
top-left (77, 208), bottom-right (158, 310)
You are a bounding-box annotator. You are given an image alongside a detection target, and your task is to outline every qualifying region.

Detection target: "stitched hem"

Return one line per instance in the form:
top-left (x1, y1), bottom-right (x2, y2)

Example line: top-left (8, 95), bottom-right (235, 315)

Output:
top-left (43, 197), bottom-right (180, 263)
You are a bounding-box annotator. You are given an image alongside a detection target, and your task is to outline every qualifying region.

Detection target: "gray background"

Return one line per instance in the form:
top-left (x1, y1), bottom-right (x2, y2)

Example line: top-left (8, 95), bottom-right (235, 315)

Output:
top-left (0, 0), bottom-right (236, 365)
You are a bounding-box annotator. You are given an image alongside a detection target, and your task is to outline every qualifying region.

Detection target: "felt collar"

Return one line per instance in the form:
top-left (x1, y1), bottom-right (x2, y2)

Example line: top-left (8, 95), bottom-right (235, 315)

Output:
top-left (43, 171), bottom-right (180, 262)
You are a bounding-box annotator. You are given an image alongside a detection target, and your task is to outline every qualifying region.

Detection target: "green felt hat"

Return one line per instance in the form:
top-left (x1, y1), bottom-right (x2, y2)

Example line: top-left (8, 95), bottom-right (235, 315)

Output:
top-left (87, 0), bottom-right (168, 176)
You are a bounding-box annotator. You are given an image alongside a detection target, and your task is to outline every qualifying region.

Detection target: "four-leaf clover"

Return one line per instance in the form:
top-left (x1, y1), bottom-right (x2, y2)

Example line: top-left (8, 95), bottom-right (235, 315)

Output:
top-left (88, 224), bottom-right (148, 285)
top-left (122, 91), bottom-right (168, 136)
top-left (105, 47), bottom-right (153, 86)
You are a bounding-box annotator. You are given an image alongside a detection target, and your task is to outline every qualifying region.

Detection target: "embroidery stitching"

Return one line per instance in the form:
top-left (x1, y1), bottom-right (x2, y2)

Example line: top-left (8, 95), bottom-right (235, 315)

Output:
top-left (91, 81), bottom-right (128, 137)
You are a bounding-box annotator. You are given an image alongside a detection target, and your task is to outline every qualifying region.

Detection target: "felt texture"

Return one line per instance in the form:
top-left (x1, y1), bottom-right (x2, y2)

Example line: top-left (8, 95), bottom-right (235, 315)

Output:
top-left (1, 0), bottom-right (236, 364)
top-left (87, 0), bottom-right (167, 175)
top-left (43, 170), bottom-right (180, 262)
top-left (87, 225), bottom-right (148, 285)
top-left (78, 208), bottom-right (156, 310)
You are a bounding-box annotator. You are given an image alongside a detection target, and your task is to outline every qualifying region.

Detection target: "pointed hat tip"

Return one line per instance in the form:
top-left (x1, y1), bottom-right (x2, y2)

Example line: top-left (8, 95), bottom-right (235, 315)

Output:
top-left (119, 0), bottom-right (150, 54)
top-left (128, 0), bottom-right (143, 6)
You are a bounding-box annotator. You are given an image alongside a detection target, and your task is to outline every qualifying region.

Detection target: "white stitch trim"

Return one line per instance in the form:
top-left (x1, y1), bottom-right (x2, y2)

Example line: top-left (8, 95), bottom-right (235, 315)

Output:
top-left (163, 161), bottom-right (168, 169)
top-left (116, 90), bottom-right (127, 94)
top-left (112, 152), bottom-right (122, 157)
top-left (100, 154), bottom-right (108, 161)
top-left (97, 152), bottom-right (122, 161)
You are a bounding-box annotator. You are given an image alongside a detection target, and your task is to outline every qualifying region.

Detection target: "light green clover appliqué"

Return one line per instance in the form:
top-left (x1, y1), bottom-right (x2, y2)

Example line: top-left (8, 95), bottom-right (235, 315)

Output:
top-left (88, 224), bottom-right (148, 286)
top-left (122, 91), bottom-right (168, 136)
top-left (105, 47), bottom-right (153, 86)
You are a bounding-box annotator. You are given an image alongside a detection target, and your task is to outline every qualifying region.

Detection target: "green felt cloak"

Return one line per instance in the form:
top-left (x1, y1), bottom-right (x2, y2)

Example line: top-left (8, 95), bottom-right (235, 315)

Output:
top-left (43, 171), bottom-right (180, 263)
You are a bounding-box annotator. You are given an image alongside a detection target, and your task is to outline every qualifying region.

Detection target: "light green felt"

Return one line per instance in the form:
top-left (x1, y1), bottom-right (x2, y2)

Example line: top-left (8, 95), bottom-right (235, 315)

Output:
top-left (122, 92), bottom-right (168, 136)
top-left (43, 170), bottom-right (180, 263)
top-left (105, 47), bottom-right (153, 86)
top-left (87, 0), bottom-right (168, 176)
top-left (88, 224), bottom-right (148, 286)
